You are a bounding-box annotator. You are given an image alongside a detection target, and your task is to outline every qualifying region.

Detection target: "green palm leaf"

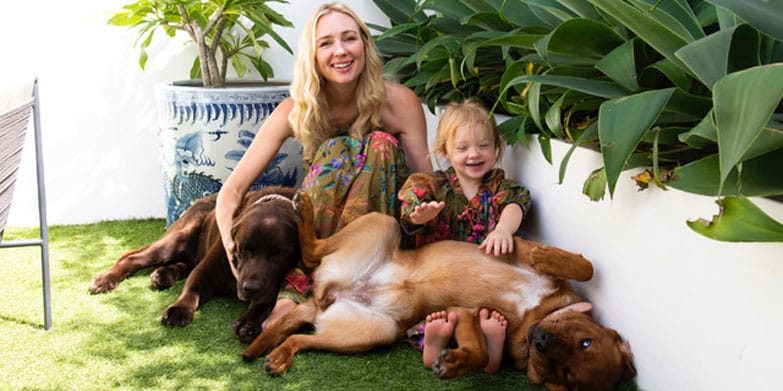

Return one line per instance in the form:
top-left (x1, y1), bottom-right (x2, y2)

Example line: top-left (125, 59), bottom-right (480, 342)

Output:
top-left (687, 196), bottom-right (783, 242)
top-left (598, 88), bottom-right (675, 197)
top-left (713, 64), bottom-right (783, 191)
top-left (707, 0), bottom-right (783, 41)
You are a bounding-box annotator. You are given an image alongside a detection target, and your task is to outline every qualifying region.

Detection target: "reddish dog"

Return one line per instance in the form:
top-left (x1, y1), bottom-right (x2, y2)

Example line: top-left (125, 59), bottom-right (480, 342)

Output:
top-left (242, 192), bottom-right (634, 390)
top-left (89, 186), bottom-right (301, 343)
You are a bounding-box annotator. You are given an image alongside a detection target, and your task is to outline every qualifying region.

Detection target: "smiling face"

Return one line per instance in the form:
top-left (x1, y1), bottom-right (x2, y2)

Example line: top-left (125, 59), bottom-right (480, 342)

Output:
top-left (446, 123), bottom-right (498, 187)
top-left (315, 11), bottom-right (366, 87)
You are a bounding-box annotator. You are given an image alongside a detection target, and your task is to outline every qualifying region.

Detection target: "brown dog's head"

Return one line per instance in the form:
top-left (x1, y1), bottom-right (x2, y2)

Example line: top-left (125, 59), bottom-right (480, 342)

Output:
top-left (527, 303), bottom-right (635, 391)
top-left (229, 188), bottom-right (301, 304)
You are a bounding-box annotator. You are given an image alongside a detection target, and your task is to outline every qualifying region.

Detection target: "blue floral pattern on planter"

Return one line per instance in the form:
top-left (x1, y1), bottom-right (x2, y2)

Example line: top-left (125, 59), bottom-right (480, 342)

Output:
top-left (156, 83), bottom-right (303, 226)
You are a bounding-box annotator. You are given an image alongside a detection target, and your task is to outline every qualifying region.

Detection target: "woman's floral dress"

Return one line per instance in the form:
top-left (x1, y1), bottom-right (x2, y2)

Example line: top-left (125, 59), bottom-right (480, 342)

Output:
top-left (397, 166), bottom-right (531, 348)
top-left (278, 130), bottom-right (409, 303)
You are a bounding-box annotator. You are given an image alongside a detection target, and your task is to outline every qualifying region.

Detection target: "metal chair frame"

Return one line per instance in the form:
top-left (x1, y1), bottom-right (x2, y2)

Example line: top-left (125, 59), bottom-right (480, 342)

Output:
top-left (0, 79), bottom-right (52, 330)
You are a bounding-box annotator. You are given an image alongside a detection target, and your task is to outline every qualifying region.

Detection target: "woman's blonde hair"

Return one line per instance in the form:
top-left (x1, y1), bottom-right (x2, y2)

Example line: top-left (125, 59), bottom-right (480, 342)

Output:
top-left (434, 99), bottom-right (504, 162)
top-left (289, 2), bottom-right (386, 161)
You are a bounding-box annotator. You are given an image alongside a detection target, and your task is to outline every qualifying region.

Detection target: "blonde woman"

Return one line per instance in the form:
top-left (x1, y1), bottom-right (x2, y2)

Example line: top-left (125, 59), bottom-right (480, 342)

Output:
top-left (215, 3), bottom-right (432, 329)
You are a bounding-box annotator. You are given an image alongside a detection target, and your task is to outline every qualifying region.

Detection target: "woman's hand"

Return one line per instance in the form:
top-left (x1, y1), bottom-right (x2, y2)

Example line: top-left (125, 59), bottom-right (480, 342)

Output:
top-left (222, 233), bottom-right (236, 262)
top-left (479, 228), bottom-right (514, 256)
top-left (409, 201), bottom-right (445, 225)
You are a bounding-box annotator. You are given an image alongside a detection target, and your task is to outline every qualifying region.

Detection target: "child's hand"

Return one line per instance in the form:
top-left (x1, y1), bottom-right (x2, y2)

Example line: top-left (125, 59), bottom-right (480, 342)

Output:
top-left (479, 228), bottom-right (514, 256)
top-left (409, 201), bottom-right (445, 225)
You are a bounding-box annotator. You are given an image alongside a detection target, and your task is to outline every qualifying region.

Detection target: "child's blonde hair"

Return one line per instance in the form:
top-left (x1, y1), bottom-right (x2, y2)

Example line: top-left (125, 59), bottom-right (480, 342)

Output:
top-left (288, 2), bottom-right (386, 162)
top-left (434, 99), bottom-right (504, 162)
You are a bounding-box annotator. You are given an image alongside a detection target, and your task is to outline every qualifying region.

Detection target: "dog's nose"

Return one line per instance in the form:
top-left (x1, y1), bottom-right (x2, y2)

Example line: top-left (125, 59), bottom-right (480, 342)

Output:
top-left (531, 326), bottom-right (553, 353)
top-left (242, 279), bottom-right (262, 295)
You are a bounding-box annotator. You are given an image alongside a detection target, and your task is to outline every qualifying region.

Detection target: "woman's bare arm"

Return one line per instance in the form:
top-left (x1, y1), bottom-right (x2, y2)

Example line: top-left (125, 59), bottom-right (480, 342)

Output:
top-left (382, 81), bottom-right (432, 173)
top-left (215, 98), bottom-right (295, 258)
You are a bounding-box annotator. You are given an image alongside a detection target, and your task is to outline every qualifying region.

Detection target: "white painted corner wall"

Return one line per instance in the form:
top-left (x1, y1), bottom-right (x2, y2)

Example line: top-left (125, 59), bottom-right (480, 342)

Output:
top-left (508, 139), bottom-right (783, 391)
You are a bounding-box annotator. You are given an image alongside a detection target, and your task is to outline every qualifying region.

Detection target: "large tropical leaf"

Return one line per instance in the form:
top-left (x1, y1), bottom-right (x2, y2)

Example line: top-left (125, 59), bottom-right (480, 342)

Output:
top-left (675, 24), bottom-right (757, 90)
top-left (422, 0), bottom-right (476, 20)
top-left (713, 64), bottom-right (783, 191)
top-left (559, 121), bottom-right (599, 183)
top-left (524, 0), bottom-right (577, 27)
top-left (373, 0), bottom-right (426, 24)
top-left (626, 0), bottom-right (703, 42)
top-left (556, 0), bottom-right (603, 20)
top-left (595, 39), bottom-right (640, 92)
top-left (499, 74), bottom-right (629, 100)
top-left (545, 18), bottom-right (625, 62)
top-left (588, 0), bottom-right (692, 72)
top-left (707, 0), bottom-right (783, 42)
top-left (598, 88), bottom-right (675, 196)
top-left (640, 59), bottom-right (693, 90)
top-left (635, 0), bottom-right (705, 39)
top-left (670, 150), bottom-right (783, 197)
top-left (687, 196), bottom-right (783, 242)
top-left (500, 0), bottom-right (547, 27)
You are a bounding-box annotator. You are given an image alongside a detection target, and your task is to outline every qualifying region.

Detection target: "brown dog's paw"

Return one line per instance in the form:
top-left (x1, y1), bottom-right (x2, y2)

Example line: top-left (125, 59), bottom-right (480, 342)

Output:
top-left (150, 267), bottom-right (177, 290)
top-left (263, 347), bottom-right (293, 376)
top-left (160, 305), bottom-right (194, 326)
top-left (89, 272), bottom-right (118, 294)
top-left (233, 316), bottom-right (262, 344)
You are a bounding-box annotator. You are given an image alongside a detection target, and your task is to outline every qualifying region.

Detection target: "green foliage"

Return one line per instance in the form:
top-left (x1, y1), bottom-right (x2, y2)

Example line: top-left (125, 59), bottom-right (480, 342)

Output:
top-left (0, 220), bottom-right (641, 390)
top-left (110, 0), bottom-right (293, 87)
top-left (373, 0), bottom-right (783, 242)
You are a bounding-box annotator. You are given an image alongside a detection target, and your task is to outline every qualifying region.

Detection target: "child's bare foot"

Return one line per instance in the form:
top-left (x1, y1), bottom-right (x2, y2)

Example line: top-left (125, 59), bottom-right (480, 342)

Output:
top-left (261, 298), bottom-right (296, 330)
top-left (480, 308), bottom-right (507, 373)
top-left (422, 311), bottom-right (458, 368)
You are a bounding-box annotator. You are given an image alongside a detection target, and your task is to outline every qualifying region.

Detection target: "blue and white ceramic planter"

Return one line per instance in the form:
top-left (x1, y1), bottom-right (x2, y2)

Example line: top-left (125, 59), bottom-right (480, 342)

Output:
top-left (155, 81), bottom-right (303, 226)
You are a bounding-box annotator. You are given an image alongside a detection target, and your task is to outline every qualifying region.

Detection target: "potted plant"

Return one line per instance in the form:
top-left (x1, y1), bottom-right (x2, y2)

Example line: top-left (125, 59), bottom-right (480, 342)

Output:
top-left (372, 0), bottom-right (783, 242)
top-left (110, 0), bottom-right (303, 225)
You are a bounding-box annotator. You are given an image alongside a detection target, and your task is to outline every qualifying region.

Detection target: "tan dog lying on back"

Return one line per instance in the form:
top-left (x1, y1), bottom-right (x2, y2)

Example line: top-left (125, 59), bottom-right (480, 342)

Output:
top-left (242, 192), bottom-right (634, 390)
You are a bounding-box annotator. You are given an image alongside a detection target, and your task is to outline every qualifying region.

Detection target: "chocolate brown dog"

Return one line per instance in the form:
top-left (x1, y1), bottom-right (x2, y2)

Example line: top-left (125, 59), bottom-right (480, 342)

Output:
top-left (89, 186), bottom-right (300, 343)
top-left (241, 192), bottom-right (634, 390)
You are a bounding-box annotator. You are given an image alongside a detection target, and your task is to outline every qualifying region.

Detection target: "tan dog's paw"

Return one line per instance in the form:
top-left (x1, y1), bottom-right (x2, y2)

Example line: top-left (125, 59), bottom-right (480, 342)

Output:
top-left (241, 331), bottom-right (278, 360)
top-left (89, 272), bottom-right (118, 294)
top-left (432, 349), bottom-right (460, 379)
top-left (263, 347), bottom-right (294, 376)
top-left (528, 246), bottom-right (593, 282)
top-left (294, 191), bottom-right (312, 221)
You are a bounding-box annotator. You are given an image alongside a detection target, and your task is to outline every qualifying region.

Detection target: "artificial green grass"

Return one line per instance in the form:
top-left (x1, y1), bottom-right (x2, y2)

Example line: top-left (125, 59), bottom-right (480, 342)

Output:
top-left (1, 219), bottom-right (637, 390)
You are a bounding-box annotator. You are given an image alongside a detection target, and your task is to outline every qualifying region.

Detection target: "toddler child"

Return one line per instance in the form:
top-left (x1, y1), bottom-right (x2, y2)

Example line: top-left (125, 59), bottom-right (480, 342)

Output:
top-left (398, 99), bottom-right (531, 373)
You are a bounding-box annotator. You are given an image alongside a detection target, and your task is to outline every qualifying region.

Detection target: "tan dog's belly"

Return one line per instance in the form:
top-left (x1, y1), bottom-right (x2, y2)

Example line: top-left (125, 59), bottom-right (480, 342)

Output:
top-left (313, 240), bottom-right (557, 336)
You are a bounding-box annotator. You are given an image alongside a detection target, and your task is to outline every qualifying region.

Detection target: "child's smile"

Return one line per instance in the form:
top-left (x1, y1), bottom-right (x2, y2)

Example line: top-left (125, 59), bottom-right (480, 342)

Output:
top-left (447, 124), bottom-right (498, 196)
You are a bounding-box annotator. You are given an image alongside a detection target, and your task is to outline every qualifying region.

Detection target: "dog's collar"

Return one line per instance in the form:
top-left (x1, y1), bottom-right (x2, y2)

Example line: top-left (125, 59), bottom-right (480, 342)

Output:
top-left (253, 193), bottom-right (296, 209)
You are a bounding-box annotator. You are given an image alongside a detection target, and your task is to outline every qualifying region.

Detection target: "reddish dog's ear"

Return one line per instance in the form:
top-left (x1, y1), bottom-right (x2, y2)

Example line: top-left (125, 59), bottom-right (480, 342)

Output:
top-left (546, 301), bottom-right (592, 319)
top-left (619, 339), bottom-right (636, 378)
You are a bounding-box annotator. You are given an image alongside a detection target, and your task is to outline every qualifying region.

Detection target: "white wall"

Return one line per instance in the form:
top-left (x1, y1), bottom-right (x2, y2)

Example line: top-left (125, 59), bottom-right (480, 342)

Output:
top-left (505, 138), bottom-right (783, 391)
top-left (4, 0), bottom-right (388, 226)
